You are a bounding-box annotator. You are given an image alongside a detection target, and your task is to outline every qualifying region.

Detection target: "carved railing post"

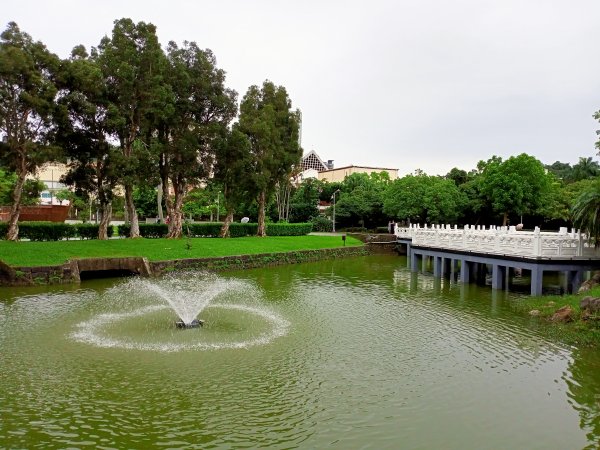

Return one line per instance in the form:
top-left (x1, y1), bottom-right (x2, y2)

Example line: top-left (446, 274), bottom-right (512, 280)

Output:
top-left (533, 227), bottom-right (541, 257)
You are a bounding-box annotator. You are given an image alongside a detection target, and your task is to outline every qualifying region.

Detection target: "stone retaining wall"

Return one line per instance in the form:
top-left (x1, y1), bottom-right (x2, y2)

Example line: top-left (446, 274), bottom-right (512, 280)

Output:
top-left (0, 246), bottom-right (370, 286)
top-left (151, 246), bottom-right (370, 274)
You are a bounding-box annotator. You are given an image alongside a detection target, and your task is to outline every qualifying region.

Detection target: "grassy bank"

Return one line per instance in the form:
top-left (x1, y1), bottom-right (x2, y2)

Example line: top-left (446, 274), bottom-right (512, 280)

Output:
top-left (512, 287), bottom-right (600, 347)
top-left (0, 235), bottom-right (363, 267)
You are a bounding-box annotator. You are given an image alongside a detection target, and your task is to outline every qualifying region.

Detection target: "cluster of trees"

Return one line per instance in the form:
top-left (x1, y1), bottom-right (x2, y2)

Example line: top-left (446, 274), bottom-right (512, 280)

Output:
top-left (3, 20), bottom-right (600, 242)
top-left (0, 19), bottom-right (301, 240)
top-left (283, 152), bottom-right (600, 233)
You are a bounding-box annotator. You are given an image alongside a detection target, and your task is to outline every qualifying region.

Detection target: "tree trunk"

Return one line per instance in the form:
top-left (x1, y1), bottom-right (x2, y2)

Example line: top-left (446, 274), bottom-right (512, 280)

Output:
top-left (124, 184), bottom-right (140, 238)
top-left (161, 173), bottom-right (170, 224)
top-left (503, 212), bottom-right (508, 226)
top-left (288, 184), bottom-right (291, 221)
top-left (275, 184), bottom-right (282, 221)
top-left (157, 180), bottom-right (164, 223)
top-left (220, 209), bottom-right (234, 238)
top-left (98, 202), bottom-right (112, 240)
top-left (257, 190), bottom-right (267, 237)
top-left (6, 167), bottom-right (27, 241)
top-left (167, 181), bottom-right (185, 239)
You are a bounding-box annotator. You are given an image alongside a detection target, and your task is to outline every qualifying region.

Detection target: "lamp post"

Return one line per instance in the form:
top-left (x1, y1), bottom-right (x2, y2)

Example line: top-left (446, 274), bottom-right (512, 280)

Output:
top-left (216, 191), bottom-right (220, 222)
top-left (331, 189), bottom-right (340, 233)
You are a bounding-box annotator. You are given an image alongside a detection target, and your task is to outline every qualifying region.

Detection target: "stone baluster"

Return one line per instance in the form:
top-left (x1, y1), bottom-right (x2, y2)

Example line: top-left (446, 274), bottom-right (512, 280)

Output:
top-left (533, 226), bottom-right (541, 256)
top-left (558, 237), bottom-right (563, 256)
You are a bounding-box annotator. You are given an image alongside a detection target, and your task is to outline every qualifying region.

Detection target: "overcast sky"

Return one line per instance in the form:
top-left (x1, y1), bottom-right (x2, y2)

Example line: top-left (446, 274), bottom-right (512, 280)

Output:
top-left (4, 0), bottom-right (600, 175)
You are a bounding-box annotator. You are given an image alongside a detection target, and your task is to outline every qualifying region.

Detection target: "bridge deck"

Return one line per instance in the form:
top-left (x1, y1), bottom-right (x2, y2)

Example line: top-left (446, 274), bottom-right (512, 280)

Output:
top-left (395, 224), bottom-right (600, 295)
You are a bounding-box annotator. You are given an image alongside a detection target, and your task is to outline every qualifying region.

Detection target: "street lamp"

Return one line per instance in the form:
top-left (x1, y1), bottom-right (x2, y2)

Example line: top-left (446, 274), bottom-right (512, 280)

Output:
top-left (216, 191), bottom-right (220, 222)
top-left (331, 189), bottom-right (340, 233)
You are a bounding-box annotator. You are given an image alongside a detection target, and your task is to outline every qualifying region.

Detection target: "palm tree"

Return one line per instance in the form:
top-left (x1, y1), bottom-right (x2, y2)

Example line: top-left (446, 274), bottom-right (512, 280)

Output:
top-left (571, 157), bottom-right (600, 182)
top-left (572, 180), bottom-right (600, 245)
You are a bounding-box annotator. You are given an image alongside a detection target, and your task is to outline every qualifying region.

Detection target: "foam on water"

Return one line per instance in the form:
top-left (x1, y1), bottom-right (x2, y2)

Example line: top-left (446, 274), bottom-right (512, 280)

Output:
top-left (69, 272), bottom-right (290, 352)
top-left (136, 274), bottom-right (248, 325)
top-left (71, 303), bottom-right (290, 352)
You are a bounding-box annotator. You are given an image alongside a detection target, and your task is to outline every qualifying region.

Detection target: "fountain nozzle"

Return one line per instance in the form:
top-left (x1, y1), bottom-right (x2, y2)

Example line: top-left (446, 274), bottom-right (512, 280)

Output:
top-left (175, 319), bottom-right (204, 329)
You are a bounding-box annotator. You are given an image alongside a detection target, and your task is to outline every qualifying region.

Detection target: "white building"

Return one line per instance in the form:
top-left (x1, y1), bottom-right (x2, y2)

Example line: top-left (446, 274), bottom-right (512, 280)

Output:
top-left (33, 162), bottom-right (69, 205)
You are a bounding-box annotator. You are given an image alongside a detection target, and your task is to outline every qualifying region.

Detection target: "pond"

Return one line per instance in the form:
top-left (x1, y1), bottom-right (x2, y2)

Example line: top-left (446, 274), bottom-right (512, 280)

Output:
top-left (1, 254), bottom-right (599, 449)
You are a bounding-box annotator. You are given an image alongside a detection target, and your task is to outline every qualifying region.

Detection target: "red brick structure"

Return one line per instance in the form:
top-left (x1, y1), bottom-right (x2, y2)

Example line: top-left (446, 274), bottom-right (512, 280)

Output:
top-left (0, 205), bottom-right (70, 222)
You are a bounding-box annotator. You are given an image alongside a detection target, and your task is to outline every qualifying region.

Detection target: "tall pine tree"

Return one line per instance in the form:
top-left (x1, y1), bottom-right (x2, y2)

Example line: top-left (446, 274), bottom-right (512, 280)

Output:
top-left (238, 81), bottom-right (302, 236)
top-left (0, 22), bottom-right (60, 240)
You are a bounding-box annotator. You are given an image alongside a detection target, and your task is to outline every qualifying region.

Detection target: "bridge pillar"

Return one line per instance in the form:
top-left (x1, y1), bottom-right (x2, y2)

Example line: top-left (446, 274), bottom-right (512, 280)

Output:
top-left (507, 267), bottom-right (515, 290)
top-left (450, 259), bottom-right (458, 281)
top-left (572, 270), bottom-right (583, 293)
top-left (475, 263), bottom-right (487, 286)
top-left (566, 270), bottom-right (583, 294)
top-left (492, 264), bottom-right (506, 290)
top-left (442, 257), bottom-right (451, 278)
top-left (531, 266), bottom-right (544, 296)
top-left (433, 256), bottom-right (442, 278)
top-left (410, 251), bottom-right (419, 273)
top-left (460, 259), bottom-right (471, 284)
top-left (422, 254), bottom-right (428, 272)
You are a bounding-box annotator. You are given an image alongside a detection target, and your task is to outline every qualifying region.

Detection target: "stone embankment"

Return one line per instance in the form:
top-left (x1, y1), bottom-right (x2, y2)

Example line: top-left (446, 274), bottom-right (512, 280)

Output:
top-left (0, 246), bottom-right (370, 286)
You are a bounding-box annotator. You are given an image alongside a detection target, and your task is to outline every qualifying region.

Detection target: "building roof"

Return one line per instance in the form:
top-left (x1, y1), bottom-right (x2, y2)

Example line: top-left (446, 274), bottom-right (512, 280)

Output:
top-left (301, 150), bottom-right (328, 172)
top-left (319, 165), bottom-right (398, 173)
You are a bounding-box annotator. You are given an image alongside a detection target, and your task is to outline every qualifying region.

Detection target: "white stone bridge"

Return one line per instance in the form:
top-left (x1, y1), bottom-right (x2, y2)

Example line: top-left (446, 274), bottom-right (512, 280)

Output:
top-left (395, 224), bottom-right (600, 295)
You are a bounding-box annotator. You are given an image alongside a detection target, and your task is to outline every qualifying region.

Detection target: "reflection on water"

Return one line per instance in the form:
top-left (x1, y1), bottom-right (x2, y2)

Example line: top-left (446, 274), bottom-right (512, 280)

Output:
top-left (565, 347), bottom-right (600, 449)
top-left (0, 255), bottom-right (599, 448)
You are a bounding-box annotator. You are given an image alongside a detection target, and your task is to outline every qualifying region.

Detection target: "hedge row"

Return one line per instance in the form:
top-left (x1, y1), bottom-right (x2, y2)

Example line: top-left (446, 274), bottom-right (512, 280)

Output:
top-left (117, 222), bottom-right (313, 238)
top-left (0, 221), bottom-right (313, 241)
top-left (0, 222), bottom-right (114, 241)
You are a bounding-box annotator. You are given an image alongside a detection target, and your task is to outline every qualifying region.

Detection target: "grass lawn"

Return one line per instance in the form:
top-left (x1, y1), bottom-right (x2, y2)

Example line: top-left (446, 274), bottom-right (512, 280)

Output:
top-left (512, 286), bottom-right (600, 346)
top-left (0, 235), bottom-right (363, 267)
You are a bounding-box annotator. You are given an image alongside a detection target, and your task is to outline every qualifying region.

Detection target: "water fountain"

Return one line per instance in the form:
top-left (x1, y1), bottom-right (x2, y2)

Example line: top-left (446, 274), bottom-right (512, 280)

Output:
top-left (70, 272), bottom-right (290, 352)
top-left (141, 273), bottom-right (235, 328)
top-left (175, 318), bottom-right (204, 328)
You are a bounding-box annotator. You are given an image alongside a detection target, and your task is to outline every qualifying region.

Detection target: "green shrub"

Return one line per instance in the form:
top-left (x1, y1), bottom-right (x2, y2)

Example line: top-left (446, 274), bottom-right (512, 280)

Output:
top-left (344, 226), bottom-right (368, 233)
top-left (18, 222), bottom-right (76, 241)
top-left (117, 224), bottom-right (129, 237)
top-left (187, 222), bottom-right (222, 237)
top-left (310, 216), bottom-right (333, 232)
top-left (266, 223), bottom-right (313, 236)
top-left (0, 222), bottom-right (122, 241)
top-left (118, 223), bottom-right (168, 238)
top-left (116, 221), bottom-right (312, 238)
top-left (75, 223), bottom-right (115, 239)
top-left (229, 223), bottom-right (258, 237)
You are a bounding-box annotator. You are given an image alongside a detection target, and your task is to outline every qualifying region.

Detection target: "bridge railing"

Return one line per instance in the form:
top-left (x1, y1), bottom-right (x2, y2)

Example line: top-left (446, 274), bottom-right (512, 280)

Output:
top-left (395, 223), bottom-right (600, 258)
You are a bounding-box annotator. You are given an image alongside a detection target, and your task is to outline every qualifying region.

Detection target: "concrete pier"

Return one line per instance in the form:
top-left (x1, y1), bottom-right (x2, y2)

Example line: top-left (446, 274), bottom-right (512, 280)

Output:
top-left (397, 228), bottom-right (600, 296)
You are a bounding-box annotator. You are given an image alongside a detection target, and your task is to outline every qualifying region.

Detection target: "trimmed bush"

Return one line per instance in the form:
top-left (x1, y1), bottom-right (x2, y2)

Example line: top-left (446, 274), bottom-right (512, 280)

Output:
top-left (118, 223), bottom-right (168, 238)
top-left (116, 221), bottom-right (312, 238)
top-left (344, 226), bottom-right (368, 233)
top-left (228, 223), bottom-right (258, 237)
top-left (18, 222), bottom-right (76, 241)
top-left (0, 222), bottom-right (120, 241)
top-left (117, 224), bottom-right (130, 237)
top-left (75, 223), bottom-right (115, 239)
top-left (0, 220), bottom-right (314, 241)
top-left (266, 223), bottom-right (313, 236)
top-left (310, 216), bottom-right (333, 232)
top-left (187, 222), bottom-right (222, 237)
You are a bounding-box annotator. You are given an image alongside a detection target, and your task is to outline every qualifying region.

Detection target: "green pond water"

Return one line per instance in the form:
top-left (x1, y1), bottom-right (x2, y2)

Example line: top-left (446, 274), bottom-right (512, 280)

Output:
top-left (1, 254), bottom-right (600, 449)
